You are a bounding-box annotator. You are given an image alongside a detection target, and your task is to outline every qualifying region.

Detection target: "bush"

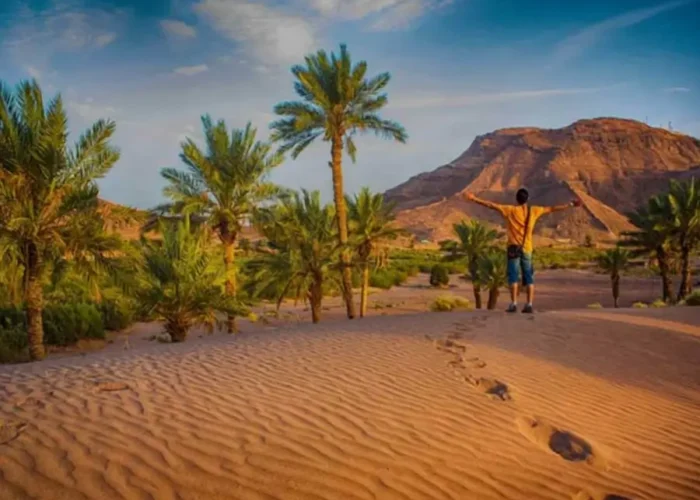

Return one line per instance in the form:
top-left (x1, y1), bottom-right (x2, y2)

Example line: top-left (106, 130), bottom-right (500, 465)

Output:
top-left (0, 324), bottom-right (29, 363)
top-left (370, 269), bottom-right (408, 289)
top-left (685, 291), bottom-right (700, 306)
top-left (632, 302), bottom-right (648, 309)
top-left (429, 264), bottom-right (449, 288)
top-left (650, 299), bottom-right (667, 308)
top-left (430, 295), bottom-right (472, 312)
top-left (99, 299), bottom-right (136, 331)
top-left (587, 302), bottom-right (603, 309)
top-left (43, 303), bottom-right (105, 346)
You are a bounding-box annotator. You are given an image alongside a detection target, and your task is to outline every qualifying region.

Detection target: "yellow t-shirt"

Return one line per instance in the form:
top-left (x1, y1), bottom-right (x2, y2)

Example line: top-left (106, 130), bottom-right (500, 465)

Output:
top-left (493, 204), bottom-right (552, 254)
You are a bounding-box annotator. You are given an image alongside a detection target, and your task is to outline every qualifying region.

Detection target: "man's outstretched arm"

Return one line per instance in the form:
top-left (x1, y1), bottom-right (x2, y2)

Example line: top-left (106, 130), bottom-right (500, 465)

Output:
top-left (463, 192), bottom-right (505, 213)
top-left (543, 199), bottom-right (583, 214)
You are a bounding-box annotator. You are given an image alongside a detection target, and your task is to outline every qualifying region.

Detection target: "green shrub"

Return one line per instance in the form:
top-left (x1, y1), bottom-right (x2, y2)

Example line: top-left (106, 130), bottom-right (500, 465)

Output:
top-left (0, 324), bottom-right (29, 363)
top-left (370, 269), bottom-right (408, 289)
top-left (99, 299), bottom-right (136, 331)
top-left (685, 291), bottom-right (700, 306)
top-left (632, 302), bottom-right (648, 309)
top-left (587, 302), bottom-right (603, 309)
top-left (650, 299), bottom-right (667, 308)
top-left (430, 295), bottom-right (472, 312)
top-left (429, 264), bottom-right (449, 288)
top-left (43, 303), bottom-right (104, 346)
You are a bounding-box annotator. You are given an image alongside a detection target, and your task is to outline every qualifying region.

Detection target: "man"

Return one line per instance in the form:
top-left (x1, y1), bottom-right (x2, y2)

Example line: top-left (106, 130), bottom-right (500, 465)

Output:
top-left (464, 188), bottom-right (582, 313)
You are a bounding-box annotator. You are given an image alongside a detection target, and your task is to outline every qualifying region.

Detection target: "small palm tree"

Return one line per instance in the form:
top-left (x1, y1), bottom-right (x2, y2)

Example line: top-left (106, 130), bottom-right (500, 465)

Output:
top-left (476, 251), bottom-right (508, 310)
top-left (0, 80), bottom-right (123, 360)
top-left (623, 200), bottom-right (676, 303)
top-left (271, 44), bottom-right (407, 320)
top-left (138, 218), bottom-right (246, 342)
top-left (251, 190), bottom-right (338, 324)
top-left (346, 187), bottom-right (403, 317)
top-left (157, 117), bottom-right (283, 333)
top-left (661, 178), bottom-right (699, 300)
top-left (597, 246), bottom-right (631, 308)
top-left (441, 220), bottom-right (500, 309)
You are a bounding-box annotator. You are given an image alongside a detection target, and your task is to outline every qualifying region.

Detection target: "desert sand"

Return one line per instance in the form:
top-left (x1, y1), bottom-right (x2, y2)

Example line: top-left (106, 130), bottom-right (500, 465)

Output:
top-left (1, 292), bottom-right (700, 500)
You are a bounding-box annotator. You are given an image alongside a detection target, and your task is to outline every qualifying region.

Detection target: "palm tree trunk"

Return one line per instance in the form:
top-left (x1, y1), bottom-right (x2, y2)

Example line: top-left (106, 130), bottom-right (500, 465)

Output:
top-left (473, 283), bottom-right (483, 309)
top-left (612, 274), bottom-right (620, 308)
top-left (331, 135), bottom-right (356, 320)
top-left (166, 316), bottom-right (189, 342)
top-left (223, 241), bottom-right (237, 333)
top-left (487, 288), bottom-right (499, 310)
top-left (360, 262), bottom-right (370, 318)
top-left (309, 279), bottom-right (323, 324)
top-left (469, 262), bottom-right (482, 309)
top-left (657, 247), bottom-right (675, 303)
top-left (25, 241), bottom-right (46, 361)
top-left (678, 244), bottom-right (692, 300)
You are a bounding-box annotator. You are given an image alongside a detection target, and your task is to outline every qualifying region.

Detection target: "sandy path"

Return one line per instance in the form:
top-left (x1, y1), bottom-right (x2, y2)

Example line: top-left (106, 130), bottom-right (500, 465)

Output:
top-left (1, 309), bottom-right (699, 500)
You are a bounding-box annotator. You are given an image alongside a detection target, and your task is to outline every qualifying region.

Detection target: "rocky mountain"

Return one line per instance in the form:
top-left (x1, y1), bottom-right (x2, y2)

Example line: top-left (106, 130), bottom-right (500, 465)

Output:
top-left (385, 118), bottom-right (700, 243)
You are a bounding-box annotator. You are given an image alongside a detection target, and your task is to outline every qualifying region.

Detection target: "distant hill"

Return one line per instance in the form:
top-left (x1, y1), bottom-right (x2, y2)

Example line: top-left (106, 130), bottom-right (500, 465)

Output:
top-left (384, 118), bottom-right (700, 243)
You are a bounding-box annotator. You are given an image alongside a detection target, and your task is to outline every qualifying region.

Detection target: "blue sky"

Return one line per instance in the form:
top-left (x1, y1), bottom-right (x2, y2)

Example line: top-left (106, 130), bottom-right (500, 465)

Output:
top-left (1, 0), bottom-right (699, 208)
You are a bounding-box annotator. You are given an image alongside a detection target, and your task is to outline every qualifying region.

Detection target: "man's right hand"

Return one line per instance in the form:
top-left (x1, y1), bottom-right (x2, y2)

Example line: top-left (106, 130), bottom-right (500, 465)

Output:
top-left (465, 192), bottom-right (476, 201)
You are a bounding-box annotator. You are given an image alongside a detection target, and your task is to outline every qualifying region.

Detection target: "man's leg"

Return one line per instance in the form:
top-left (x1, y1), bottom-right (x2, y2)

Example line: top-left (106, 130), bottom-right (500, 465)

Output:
top-left (507, 255), bottom-right (519, 312)
top-left (521, 253), bottom-right (535, 313)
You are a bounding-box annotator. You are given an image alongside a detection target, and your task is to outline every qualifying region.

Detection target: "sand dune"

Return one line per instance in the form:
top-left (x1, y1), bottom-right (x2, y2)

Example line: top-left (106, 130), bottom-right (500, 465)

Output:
top-left (1, 308), bottom-right (699, 499)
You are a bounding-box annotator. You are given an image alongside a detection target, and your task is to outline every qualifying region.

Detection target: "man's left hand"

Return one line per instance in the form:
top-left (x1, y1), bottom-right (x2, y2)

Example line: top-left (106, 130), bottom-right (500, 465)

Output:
top-left (572, 199), bottom-right (583, 208)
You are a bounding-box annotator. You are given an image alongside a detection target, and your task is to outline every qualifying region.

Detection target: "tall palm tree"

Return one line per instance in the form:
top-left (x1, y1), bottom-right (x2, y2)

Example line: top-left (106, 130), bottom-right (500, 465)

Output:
top-left (662, 178), bottom-right (699, 300)
top-left (271, 44), bottom-right (407, 320)
top-left (251, 190), bottom-right (339, 324)
top-left (475, 250), bottom-right (508, 310)
top-left (623, 200), bottom-right (676, 303)
top-left (0, 80), bottom-right (122, 360)
top-left (157, 117), bottom-right (283, 333)
top-left (440, 220), bottom-right (500, 309)
top-left (0, 241), bottom-right (25, 307)
top-left (138, 218), bottom-right (245, 342)
top-left (346, 187), bottom-right (403, 317)
top-left (597, 246), bottom-right (631, 308)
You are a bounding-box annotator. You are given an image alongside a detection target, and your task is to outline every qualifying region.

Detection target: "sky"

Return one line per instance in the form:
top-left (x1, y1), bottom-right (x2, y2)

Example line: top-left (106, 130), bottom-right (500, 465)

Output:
top-left (1, 0), bottom-right (699, 209)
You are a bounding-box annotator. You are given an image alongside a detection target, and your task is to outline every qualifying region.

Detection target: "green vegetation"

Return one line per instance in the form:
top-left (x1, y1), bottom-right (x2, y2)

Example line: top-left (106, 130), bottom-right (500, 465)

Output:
top-left (429, 264), bottom-right (450, 288)
top-left (476, 250), bottom-right (509, 310)
top-left (685, 291), bottom-right (700, 306)
top-left (533, 247), bottom-right (599, 270)
top-left (271, 44), bottom-right (407, 320)
top-left (650, 299), bottom-right (667, 308)
top-left (596, 246), bottom-right (631, 308)
top-left (430, 295), bottom-right (472, 312)
top-left (587, 302), bottom-right (603, 309)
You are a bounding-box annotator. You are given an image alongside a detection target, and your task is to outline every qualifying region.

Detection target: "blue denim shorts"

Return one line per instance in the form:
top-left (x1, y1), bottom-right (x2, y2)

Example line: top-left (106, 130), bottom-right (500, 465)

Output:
top-left (507, 252), bottom-right (534, 286)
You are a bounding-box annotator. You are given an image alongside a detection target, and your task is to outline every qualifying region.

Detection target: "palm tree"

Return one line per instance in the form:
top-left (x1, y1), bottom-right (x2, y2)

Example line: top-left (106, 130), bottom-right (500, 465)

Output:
top-left (271, 44), bottom-right (407, 320)
top-left (0, 241), bottom-right (25, 307)
top-left (0, 80), bottom-right (122, 360)
top-left (157, 117), bottom-right (283, 333)
top-left (138, 218), bottom-right (246, 342)
top-left (251, 190), bottom-right (339, 324)
top-left (597, 246), bottom-right (631, 308)
top-left (346, 187), bottom-right (403, 317)
top-left (623, 200), bottom-right (676, 303)
top-left (476, 251), bottom-right (508, 310)
top-left (440, 220), bottom-right (500, 309)
top-left (662, 178), bottom-right (699, 300)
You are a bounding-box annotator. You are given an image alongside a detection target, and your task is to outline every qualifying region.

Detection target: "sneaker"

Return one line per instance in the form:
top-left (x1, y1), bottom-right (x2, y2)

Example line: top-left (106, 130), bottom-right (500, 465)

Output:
top-left (522, 304), bottom-right (534, 314)
top-left (506, 304), bottom-right (517, 313)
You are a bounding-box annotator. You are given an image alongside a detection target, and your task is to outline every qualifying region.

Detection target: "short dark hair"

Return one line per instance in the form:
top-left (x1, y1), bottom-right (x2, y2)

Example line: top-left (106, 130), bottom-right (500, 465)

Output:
top-left (516, 188), bottom-right (529, 205)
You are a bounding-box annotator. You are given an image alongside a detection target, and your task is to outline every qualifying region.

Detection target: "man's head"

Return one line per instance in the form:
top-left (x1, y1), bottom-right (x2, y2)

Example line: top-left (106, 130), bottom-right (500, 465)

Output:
top-left (516, 188), bottom-right (529, 205)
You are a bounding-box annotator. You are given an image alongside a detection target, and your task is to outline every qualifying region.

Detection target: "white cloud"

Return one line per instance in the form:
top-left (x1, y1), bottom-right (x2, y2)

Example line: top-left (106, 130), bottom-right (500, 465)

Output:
top-left (25, 65), bottom-right (42, 79)
top-left (194, 0), bottom-right (316, 65)
top-left (391, 87), bottom-right (604, 110)
top-left (160, 19), bottom-right (197, 38)
top-left (95, 33), bottom-right (117, 47)
top-left (67, 99), bottom-right (119, 122)
top-left (663, 87), bottom-right (691, 93)
top-left (306, 0), bottom-right (452, 30)
top-left (553, 0), bottom-right (692, 62)
top-left (173, 64), bottom-right (209, 76)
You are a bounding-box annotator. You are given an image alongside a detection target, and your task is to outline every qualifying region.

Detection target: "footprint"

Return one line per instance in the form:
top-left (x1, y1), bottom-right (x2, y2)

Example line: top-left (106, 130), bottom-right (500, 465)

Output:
top-left (464, 357), bottom-right (487, 369)
top-left (573, 490), bottom-right (631, 500)
top-left (516, 416), bottom-right (608, 470)
top-left (0, 419), bottom-right (27, 445)
top-left (94, 381), bottom-right (131, 393)
top-left (466, 376), bottom-right (512, 401)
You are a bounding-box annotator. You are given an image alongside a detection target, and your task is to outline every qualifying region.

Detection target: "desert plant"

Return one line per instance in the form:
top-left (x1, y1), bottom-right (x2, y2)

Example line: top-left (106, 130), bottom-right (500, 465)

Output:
top-left (156, 117), bottom-right (283, 333)
top-left (251, 190), bottom-right (339, 323)
top-left (0, 80), bottom-right (126, 360)
top-left (650, 299), bottom-right (667, 308)
top-left (347, 187), bottom-right (403, 317)
top-left (271, 44), bottom-right (407, 320)
top-left (587, 302), bottom-right (603, 309)
top-left (476, 251), bottom-right (508, 310)
top-left (429, 264), bottom-right (450, 288)
top-left (430, 295), bottom-right (472, 312)
top-left (137, 218), bottom-right (245, 342)
top-left (685, 291), bottom-right (700, 306)
top-left (632, 302), bottom-right (648, 309)
top-left (441, 220), bottom-right (500, 309)
top-left (597, 246), bottom-right (631, 308)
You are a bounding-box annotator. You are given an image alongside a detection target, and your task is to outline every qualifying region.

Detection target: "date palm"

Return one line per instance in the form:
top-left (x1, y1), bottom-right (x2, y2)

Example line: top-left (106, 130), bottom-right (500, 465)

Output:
top-left (138, 218), bottom-right (246, 342)
top-left (346, 187), bottom-right (403, 317)
top-left (157, 117), bottom-right (283, 333)
top-left (271, 44), bottom-right (407, 320)
top-left (662, 178), bottom-right (699, 300)
top-left (0, 80), bottom-right (122, 360)
top-left (475, 250), bottom-right (508, 310)
top-left (441, 220), bottom-right (500, 309)
top-left (597, 246), bottom-right (630, 308)
top-left (251, 190), bottom-right (339, 324)
top-left (623, 200), bottom-right (676, 303)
